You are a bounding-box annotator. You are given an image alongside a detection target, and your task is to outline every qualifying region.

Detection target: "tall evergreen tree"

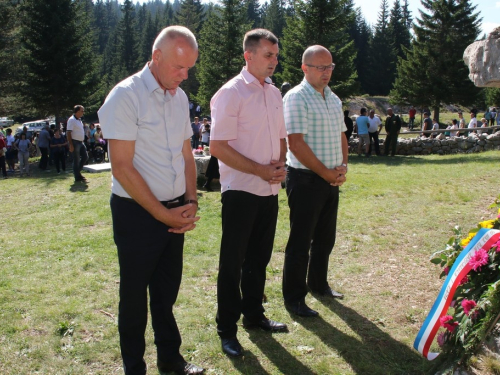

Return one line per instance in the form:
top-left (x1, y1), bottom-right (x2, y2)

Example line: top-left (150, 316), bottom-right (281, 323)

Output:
top-left (366, 0), bottom-right (394, 95)
top-left (138, 10), bottom-right (156, 65)
top-left (0, 0), bottom-right (24, 114)
top-left (390, 0), bottom-right (482, 121)
top-left (174, 0), bottom-right (205, 35)
top-left (20, 0), bottom-right (98, 121)
top-left (244, 0), bottom-right (261, 28)
top-left (402, 0), bottom-right (412, 30)
top-left (261, 0), bottom-right (286, 38)
top-left (388, 0), bottom-right (410, 59)
top-left (348, 8), bottom-right (371, 94)
top-left (117, 0), bottom-right (139, 77)
top-left (195, 1), bottom-right (251, 110)
top-left (280, 0), bottom-right (358, 99)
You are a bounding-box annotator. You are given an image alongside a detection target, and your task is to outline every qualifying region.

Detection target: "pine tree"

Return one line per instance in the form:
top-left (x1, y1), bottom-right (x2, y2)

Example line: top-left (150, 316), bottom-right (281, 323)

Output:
top-left (390, 0), bottom-right (482, 121)
top-left (138, 10), bottom-right (157, 65)
top-left (195, 0), bottom-right (251, 110)
top-left (244, 0), bottom-right (261, 28)
top-left (348, 8), bottom-right (372, 94)
top-left (261, 0), bottom-right (286, 38)
top-left (279, 0), bottom-right (358, 99)
top-left (366, 0), bottom-right (394, 95)
top-left (486, 88), bottom-right (500, 107)
top-left (20, 0), bottom-right (98, 121)
top-left (174, 0), bottom-right (205, 35)
top-left (388, 0), bottom-right (410, 59)
top-left (117, 0), bottom-right (139, 77)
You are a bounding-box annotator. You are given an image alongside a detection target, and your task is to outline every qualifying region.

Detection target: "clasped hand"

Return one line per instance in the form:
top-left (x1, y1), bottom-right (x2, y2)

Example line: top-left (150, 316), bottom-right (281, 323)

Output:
top-left (329, 165), bottom-right (347, 187)
top-left (262, 160), bottom-right (286, 185)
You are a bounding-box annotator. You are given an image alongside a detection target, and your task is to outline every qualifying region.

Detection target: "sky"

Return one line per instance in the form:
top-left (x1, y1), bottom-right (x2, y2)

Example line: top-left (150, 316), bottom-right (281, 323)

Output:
top-left (353, 0), bottom-right (498, 37)
top-left (129, 0), bottom-right (498, 38)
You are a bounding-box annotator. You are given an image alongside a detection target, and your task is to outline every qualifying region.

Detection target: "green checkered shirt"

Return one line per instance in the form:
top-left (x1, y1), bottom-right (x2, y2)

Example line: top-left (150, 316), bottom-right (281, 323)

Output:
top-left (283, 78), bottom-right (346, 169)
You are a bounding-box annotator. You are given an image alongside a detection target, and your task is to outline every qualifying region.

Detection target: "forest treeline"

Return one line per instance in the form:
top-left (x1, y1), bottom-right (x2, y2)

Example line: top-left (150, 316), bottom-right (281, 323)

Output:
top-left (0, 0), bottom-right (498, 122)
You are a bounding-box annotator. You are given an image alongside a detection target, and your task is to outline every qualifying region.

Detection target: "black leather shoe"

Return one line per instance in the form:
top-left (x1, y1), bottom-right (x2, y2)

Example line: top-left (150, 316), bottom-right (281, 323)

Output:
top-left (242, 316), bottom-right (288, 332)
top-left (285, 302), bottom-right (319, 317)
top-left (221, 337), bottom-right (243, 357)
top-left (318, 287), bottom-right (344, 299)
top-left (158, 360), bottom-right (205, 375)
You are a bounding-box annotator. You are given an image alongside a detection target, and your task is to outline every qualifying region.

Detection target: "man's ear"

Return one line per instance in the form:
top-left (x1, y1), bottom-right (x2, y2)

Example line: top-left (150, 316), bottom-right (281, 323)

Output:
top-left (244, 50), bottom-right (251, 62)
top-left (301, 64), bottom-right (307, 74)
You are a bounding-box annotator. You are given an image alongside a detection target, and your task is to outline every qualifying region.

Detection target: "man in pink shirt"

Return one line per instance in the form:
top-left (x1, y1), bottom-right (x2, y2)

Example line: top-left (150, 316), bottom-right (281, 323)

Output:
top-left (210, 28), bottom-right (288, 358)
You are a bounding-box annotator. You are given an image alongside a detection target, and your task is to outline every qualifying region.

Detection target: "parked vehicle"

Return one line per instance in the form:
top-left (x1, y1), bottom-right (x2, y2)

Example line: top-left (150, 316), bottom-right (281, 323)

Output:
top-left (0, 117), bottom-right (14, 127)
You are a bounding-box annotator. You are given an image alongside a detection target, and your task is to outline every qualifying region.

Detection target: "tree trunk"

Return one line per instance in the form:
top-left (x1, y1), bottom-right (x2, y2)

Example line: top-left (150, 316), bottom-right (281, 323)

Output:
top-left (433, 106), bottom-right (440, 123)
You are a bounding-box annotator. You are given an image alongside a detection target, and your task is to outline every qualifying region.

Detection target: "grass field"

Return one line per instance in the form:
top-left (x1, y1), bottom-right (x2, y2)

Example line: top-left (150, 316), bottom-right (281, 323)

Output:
top-left (1, 151), bottom-right (499, 374)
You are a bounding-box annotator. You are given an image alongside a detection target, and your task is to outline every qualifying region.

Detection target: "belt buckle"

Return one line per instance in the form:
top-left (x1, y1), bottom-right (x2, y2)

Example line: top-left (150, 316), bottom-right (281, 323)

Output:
top-left (166, 200), bottom-right (180, 209)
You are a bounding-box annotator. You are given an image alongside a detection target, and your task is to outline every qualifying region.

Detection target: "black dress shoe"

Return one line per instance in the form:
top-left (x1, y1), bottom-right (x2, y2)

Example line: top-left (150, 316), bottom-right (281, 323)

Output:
top-left (285, 302), bottom-right (319, 317)
top-left (242, 316), bottom-right (288, 332)
top-left (158, 360), bottom-right (205, 375)
top-left (315, 287), bottom-right (344, 299)
top-left (221, 337), bottom-right (243, 357)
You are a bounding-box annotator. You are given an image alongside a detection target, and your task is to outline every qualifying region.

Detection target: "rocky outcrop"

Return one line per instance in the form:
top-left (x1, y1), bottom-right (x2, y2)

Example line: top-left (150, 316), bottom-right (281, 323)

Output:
top-left (348, 131), bottom-right (500, 156)
top-left (464, 27), bottom-right (500, 87)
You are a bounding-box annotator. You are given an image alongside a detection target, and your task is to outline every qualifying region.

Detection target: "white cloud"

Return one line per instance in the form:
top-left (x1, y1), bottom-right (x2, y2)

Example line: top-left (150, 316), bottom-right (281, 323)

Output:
top-left (481, 22), bottom-right (500, 36)
top-left (497, 2), bottom-right (500, 8)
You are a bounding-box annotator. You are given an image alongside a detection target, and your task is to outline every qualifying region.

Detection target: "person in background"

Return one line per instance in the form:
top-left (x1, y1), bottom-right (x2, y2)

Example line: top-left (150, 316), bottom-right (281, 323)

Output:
top-left (200, 119), bottom-right (210, 147)
top-left (15, 132), bottom-right (31, 177)
top-left (367, 109), bottom-right (382, 156)
top-left (431, 118), bottom-right (439, 138)
top-left (468, 111), bottom-right (477, 135)
top-left (343, 110), bottom-right (353, 142)
top-left (50, 128), bottom-right (67, 174)
top-left (458, 112), bottom-right (466, 136)
top-left (490, 107), bottom-right (497, 126)
top-left (356, 108), bottom-right (370, 157)
top-left (67, 105), bottom-right (88, 182)
top-left (5, 128), bottom-right (16, 173)
top-left (421, 112), bottom-right (432, 138)
top-left (191, 117), bottom-right (201, 149)
top-left (408, 106), bottom-right (416, 130)
top-left (478, 117), bottom-right (488, 135)
top-left (384, 108), bottom-right (401, 156)
top-left (449, 119), bottom-right (459, 138)
top-left (0, 133), bottom-right (8, 178)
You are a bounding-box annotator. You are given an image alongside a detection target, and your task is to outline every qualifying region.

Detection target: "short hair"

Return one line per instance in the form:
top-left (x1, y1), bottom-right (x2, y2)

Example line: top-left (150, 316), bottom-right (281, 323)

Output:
top-left (6, 128), bottom-right (12, 134)
top-left (203, 118), bottom-right (208, 121)
top-left (20, 132), bottom-right (26, 139)
top-left (452, 119), bottom-right (458, 124)
top-left (369, 109), bottom-right (375, 113)
top-left (243, 29), bottom-right (278, 53)
top-left (344, 110), bottom-right (349, 116)
top-left (194, 117), bottom-right (199, 121)
top-left (360, 108), bottom-right (367, 115)
top-left (153, 26), bottom-right (197, 54)
top-left (73, 105), bottom-right (84, 114)
top-left (302, 45), bottom-right (330, 64)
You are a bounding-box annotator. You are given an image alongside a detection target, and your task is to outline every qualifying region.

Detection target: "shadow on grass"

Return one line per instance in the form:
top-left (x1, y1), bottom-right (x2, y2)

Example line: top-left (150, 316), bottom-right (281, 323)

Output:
top-left (348, 152), bottom-right (499, 167)
top-left (246, 329), bottom-right (317, 375)
top-left (229, 346), bottom-right (269, 375)
top-left (69, 179), bottom-right (89, 192)
top-left (297, 299), bottom-right (434, 375)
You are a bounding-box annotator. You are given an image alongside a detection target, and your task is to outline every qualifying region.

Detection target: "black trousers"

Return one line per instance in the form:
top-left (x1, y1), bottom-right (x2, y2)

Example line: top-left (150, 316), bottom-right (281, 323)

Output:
top-left (39, 147), bottom-right (49, 169)
top-left (283, 168), bottom-right (339, 305)
top-left (384, 132), bottom-right (398, 156)
top-left (216, 190), bottom-right (278, 339)
top-left (53, 151), bottom-right (65, 172)
top-left (110, 194), bottom-right (185, 375)
top-left (368, 131), bottom-right (381, 155)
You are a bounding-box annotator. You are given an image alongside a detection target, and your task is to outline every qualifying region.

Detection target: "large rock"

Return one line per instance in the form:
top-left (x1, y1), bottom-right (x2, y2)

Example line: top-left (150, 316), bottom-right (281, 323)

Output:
top-left (464, 27), bottom-right (500, 87)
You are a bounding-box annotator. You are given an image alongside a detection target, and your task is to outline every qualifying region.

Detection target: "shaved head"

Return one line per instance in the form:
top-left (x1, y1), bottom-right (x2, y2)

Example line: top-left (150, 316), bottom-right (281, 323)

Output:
top-left (153, 25), bottom-right (198, 54)
top-left (302, 45), bottom-right (331, 64)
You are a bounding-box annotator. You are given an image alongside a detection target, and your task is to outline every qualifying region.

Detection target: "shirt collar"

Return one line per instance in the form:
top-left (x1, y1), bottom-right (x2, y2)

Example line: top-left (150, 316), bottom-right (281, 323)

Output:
top-left (241, 67), bottom-right (273, 86)
top-left (141, 63), bottom-right (177, 96)
top-left (301, 77), bottom-right (332, 97)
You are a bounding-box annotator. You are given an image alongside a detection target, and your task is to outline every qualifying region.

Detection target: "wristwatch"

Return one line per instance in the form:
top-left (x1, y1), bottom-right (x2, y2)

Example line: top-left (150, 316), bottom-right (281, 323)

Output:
top-left (341, 163), bottom-right (348, 172)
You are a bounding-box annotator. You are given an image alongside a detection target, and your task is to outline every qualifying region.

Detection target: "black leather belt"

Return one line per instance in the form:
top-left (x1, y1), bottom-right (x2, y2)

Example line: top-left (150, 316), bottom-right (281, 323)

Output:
top-left (112, 194), bottom-right (183, 208)
top-left (287, 166), bottom-right (316, 175)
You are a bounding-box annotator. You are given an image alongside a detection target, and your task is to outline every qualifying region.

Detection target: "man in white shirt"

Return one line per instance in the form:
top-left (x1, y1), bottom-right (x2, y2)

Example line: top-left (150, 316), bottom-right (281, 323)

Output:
top-left (468, 111), bottom-right (477, 135)
top-left (368, 109), bottom-right (382, 156)
top-left (66, 105), bottom-right (88, 182)
top-left (98, 26), bottom-right (203, 375)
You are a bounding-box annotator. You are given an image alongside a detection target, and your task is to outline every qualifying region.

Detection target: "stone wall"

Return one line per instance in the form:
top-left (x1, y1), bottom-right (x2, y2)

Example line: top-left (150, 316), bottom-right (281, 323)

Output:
top-left (348, 131), bottom-right (500, 155)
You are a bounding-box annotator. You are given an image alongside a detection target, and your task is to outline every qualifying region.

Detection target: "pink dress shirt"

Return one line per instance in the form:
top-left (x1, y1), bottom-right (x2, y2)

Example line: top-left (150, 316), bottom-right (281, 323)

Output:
top-left (210, 68), bottom-right (287, 196)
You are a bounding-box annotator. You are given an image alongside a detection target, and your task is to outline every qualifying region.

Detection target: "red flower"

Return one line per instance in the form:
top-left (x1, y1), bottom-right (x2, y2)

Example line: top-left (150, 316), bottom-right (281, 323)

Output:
top-left (461, 299), bottom-right (477, 316)
top-left (468, 248), bottom-right (489, 271)
top-left (440, 315), bottom-right (458, 332)
top-left (495, 239), bottom-right (500, 252)
top-left (458, 275), bottom-right (469, 285)
top-left (443, 266), bottom-right (450, 275)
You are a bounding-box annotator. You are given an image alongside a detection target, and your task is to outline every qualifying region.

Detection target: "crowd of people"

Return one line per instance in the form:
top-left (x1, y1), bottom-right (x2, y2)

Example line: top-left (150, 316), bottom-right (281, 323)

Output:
top-left (0, 112), bottom-right (107, 180)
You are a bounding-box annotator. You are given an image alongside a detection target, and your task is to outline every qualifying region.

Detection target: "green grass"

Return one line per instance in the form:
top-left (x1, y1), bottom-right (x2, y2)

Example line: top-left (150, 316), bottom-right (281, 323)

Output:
top-left (1, 151), bottom-right (500, 374)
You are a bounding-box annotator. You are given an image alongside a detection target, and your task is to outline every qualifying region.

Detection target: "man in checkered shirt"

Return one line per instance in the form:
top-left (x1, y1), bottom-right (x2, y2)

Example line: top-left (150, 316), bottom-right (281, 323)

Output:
top-left (282, 45), bottom-right (348, 318)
